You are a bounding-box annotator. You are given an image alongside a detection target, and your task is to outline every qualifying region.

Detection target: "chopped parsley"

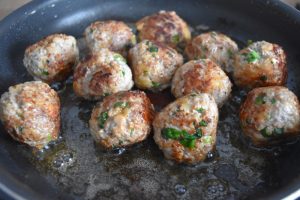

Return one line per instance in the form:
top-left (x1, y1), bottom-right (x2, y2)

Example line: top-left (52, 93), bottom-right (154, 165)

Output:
top-left (121, 71), bottom-right (125, 76)
top-left (47, 134), bottom-right (52, 142)
top-left (41, 70), bottom-right (49, 76)
top-left (260, 127), bottom-right (284, 138)
top-left (201, 136), bottom-right (213, 145)
top-left (148, 45), bottom-right (158, 53)
top-left (227, 49), bottom-right (233, 58)
top-left (161, 127), bottom-right (203, 148)
top-left (103, 92), bottom-right (110, 97)
top-left (152, 81), bottom-right (160, 88)
top-left (113, 54), bottom-right (126, 63)
top-left (199, 120), bottom-right (208, 127)
top-left (260, 75), bottom-right (267, 81)
top-left (245, 50), bottom-right (260, 63)
top-left (113, 101), bottom-right (129, 108)
top-left (98, 111), bottom-right (109, 129)
top-left (196, 108), bottom-right (205, 114)
top-left (171, 34), bottom-right (180, 44)
top-left (271, 98), bottom-right (276, 104)
top-left (255, 93), bottom-right (266, 105)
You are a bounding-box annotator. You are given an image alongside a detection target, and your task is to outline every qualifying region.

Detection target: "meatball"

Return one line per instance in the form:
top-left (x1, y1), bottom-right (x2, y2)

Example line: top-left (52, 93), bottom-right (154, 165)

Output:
top-left (171, 59), bottom-right (232, 106)
top-left (184, 31), bottom-right (238, 73)
top-left (240, 86), bottom-right (300, 146)
top-left (153, 93), bottom-right (218, 164)
top-left (0, 81), bottom-right (60, 149)
top-left (89, 90), bottom-right (154, 149)
top-left (128, 40), bottom-right (183, 91)
top-left (84, 20), bottom-right (136, 57)
top-left (73, 48), bottom-right (134, 100)
top-left (233, 41), bottom-right (287, 88)
top-left (23, 33), bottom-right (79, 84)
top-left (136, 10), bottom-right (191, 49)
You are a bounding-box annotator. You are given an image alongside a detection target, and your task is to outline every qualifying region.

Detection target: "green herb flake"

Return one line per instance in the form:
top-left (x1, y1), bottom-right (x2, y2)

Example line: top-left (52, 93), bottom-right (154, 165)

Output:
top-left (42, 70), bottom-right (49, 76)
top-left (113, 54), bottom-right (126, 63)
top-left (148, 45), bottom-right (158, 53)
top-left (130, 128), bottom-right (134, 136)
top-left (196, 108), bottom-right (205, 114)
top-left (171, 34), bottom-right (180, 44)
top-left (47, 134), bottom-right (52, 142)
top-left (180, 138), bottom-right (196, 148)
top-left (260, 75), bottom-right (267, 81)
top-left (98, 111), bottom-right (109, 129)
top-left (161, 128), bottom-right (184, 140)
top-left (199, 120), bottom-right (208, 127)
top-left (271, 98), bottom-right (276, 104)
top-left (273, 127), bottom-right (284, 136)
top-left (103, 92), bottom-right (110, 97)
top-left (260, 127), bottom-right (272, 138)
top-left (121, 71), bottom-right (125, 77)
top-left (113, 101), bottom-right (129, 108)
top-left (201, 136), bottom-right (213, 145)
top-left (255, 93), bottom-right (266, 105)
top-left (17, 126), bottom-right (24, 133)
top-left (152, 81), bottom-right (160, 88)
top-left (194, 128), bottom-right (203, 138)
top-left (245, 50), bottom-right (261, 63)
top-left (227, 49), bottom-right (233, 58)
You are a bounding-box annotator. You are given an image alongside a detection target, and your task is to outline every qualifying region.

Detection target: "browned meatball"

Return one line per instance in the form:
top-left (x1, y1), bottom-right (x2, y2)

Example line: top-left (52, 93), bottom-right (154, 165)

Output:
top-left (240, 86), bottom-right (300, 146)
top-left (128, 40), bottom-right (183, 91)
top-left (136, 10), bottom-right (191, 49)
top-left (89, 91), bottom-right (155, 149)
top-left (84, 20), bottom-right (136, 57)
top-left (23, 33), bottom-right (79, 84)
top-left (153, 93), bottom-right (218, 164)
top-left (0, 81), bottom-right (60, 149)
top-left (73, 49), bottom-right (134, 100)
top-left (233, 41), bottom-right (287, 89)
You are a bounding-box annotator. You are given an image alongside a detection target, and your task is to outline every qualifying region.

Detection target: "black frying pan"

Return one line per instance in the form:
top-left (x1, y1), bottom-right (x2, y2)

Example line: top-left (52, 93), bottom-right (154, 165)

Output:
top-left (1, 0), bottom-right (300, 199)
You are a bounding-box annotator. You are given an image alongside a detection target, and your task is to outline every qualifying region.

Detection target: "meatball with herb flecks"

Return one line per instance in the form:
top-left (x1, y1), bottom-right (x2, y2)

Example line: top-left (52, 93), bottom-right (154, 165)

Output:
top-left (0, 81), bottom-right (60, 149)
top-left (89, 90), bottom-right (155, 149)
top-left (73, 48), bottom-right (134, 100)
top-left (23, 33), bottom-right (79, 84)
top-left (184, 31), bottom-right (238, 73)
top-left (233, 41), bottom-right (287, 88)
top-left (240, 86), bottom-right (300, 146)
top-left (136, 10), bottom-right (191, 49)
top-left (128, 40), bottom-right (183, 91)
top-left (153, 93), bottom-right (218, 164)
top-left (84, 20), bottom-right (136, 57)
top-left (171, 59), bottom-right (232, 106)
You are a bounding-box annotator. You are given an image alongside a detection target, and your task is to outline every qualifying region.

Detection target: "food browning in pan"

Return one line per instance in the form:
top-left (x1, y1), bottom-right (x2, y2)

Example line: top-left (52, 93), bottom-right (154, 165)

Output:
top-left (128, 40), bottom-right (183, 91)
top-left (171, 59), bottom-right (232, 106)
top-left (89, 90), bottom-right (154, 149)
top-left (240, 86), bottom-right (300, 146)
top-left (184, 31), bottom-right (238, 73)
top-left (73, 48), bottom-right (134, 100)
top-left (0, 81), bottom-right (60, 149)
top-left (233, 41), bottom-right (287, 88)
top-left (84, 20), bottom-right (136, 57)
top-left (153, 93), bottom-right (218, 164)
top-left (136, 10), bottom-right (191, 49)
top-left (23, 34), bottom-right (79, 84)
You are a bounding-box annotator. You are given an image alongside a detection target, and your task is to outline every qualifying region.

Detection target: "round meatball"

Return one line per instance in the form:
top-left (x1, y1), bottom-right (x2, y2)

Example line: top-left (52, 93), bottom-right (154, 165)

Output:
top-left (0, 81), bottom-right (60, 149)
top-left (128, 40), bottom-right (183, 91)
top-left (73, 48), bottom-right (134, 100)
top-left (84, 20), bottom-right (136, 57)
top-left (171, 59), bottom-right (232, 106)
top-left (153, 93), bottom-right (218, 164)
top-left (23, 33), bottom-right (79, 84)
top-left (184, 31), bottom-right (238, 73)
top-left (89, 90), bottom-right (154, 149)
top-left (240, 86), bottom-right (300, 146)
top-left (233, 41), bottom-right (287, 88)
top-left (136, 10), bottom-right (191, 49)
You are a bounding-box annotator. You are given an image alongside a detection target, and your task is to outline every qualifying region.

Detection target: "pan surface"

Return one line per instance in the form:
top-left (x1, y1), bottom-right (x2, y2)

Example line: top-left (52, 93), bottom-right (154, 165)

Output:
top-left (1, 0), bottom-right (300, 199)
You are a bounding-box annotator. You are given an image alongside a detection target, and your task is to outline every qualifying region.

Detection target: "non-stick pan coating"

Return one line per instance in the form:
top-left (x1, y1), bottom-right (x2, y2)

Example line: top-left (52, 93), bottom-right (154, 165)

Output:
top-left (1, 0), bottom-right (300, 199)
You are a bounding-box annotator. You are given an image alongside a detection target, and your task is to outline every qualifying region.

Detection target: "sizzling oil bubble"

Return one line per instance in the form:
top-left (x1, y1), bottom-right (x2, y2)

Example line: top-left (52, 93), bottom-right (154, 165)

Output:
top-left (174, 184), bottom-right (186, 195)
top-left (52, 151), bottom-right (75, 172)
top-left (112, 148), bottom-right (126, 155)
top-left (204, 179), bottom-right (228, 200)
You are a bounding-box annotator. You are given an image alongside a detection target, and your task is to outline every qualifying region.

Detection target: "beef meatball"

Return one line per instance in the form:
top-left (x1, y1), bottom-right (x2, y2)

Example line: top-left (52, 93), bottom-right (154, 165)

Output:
top-left (73, 48), bottom-right (134, 100)
top-left (136, 10), bottom-right (191, 49)
top-left (153, 93), bottom-right (218, 164)
top-left (240, 86), bottom-right (300, 146)
top-left (171, 59), bottom-right (232, 106)
top-left (23, 33), bottom-right (79, 84)
top-left (0, 81), bottom-right (60, 149)
top-left (233, 41), bottom-right (287, 88)
top-left (89, 90), bottom-right (154, 149)
top-left (84, 20), bottom-right (136, 57)
top-left (184, 31), bottom-right (238, 73)
top-left (128, 40), bottom-right (183, 91)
